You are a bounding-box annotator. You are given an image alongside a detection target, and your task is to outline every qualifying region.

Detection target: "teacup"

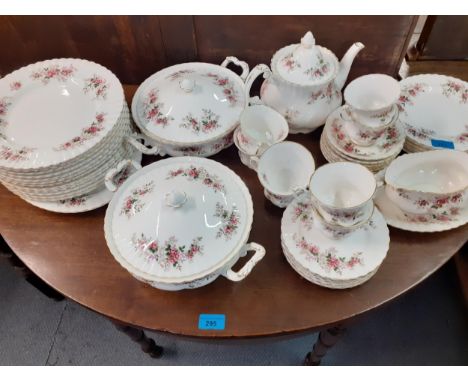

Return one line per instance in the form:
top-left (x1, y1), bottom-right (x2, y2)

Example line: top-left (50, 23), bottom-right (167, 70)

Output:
top-left (257, 141), bottom-right (315, 208)
top-left (239, 104), bottom-right (289, 156)
top-left (343, 74), bottom-right (400, 129)
top-left (384, 150), bottom-right (468, 216)
top-left (341, 104), bottom-right (399, 147)
top-left (309, 162), bottom-right (376, 227)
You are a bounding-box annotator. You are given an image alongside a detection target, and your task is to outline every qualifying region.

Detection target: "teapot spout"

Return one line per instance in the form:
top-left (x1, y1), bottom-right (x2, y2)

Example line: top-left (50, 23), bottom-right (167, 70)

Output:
top-left (335, 42), bottom-right (365, 91)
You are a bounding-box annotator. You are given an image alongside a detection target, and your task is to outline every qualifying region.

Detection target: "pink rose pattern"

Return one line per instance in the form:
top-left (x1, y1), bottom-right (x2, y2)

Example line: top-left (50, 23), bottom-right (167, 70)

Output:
top-left (292, 201), bottom-right (314, 230)
top-left (284, 108), bottom-right (299, 124)
top-left (0, 145), bottom-right (35, 162)
top-left (397, 83), bottom-right (427, 113)
top-left (442, 80), bottom-right (468, 104)
top-left (132, 233), bottom-right (203, 270)
top-left (295, 234), bottom-right (363, 275)
top-left (59, 196), bottom-right (87, 207)
top-left (214, 202), bottom-right (240, 240)
top-left (55, 113), bottom-right (106, 151)
top-left (330, 118), bottom-right (401, 156)
top-left (308, 83), bottom-right (339, 105)
top-left (30, 64), bottom-right (76, 84)
top-left (166, 166), bottom-right (226, 194)
top-left (142, 88), bottom-right (174, 127)
top-left (0, 97), bottom-right (12, 128)
top-left (83, 75), bottom-right (108, 99)
top-left (10, 82), bottom-right (21, 91)
top-left (180, 109), bottom-right (220, 134)
top-left (120, 181), bottom-right (155, 218)
top-left (204, 73), bottom-right (238, 106)
top-left (304, 55), bottom-right (330, 79)
top-left (281, 53), bottom-right (301, 72)
top-left (404, 209), bottom-right (461, 223)
top-left (166, 69), bottom-right (195, 81)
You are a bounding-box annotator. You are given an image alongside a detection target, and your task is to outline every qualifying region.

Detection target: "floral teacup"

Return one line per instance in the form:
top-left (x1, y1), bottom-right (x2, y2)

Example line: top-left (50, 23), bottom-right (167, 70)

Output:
top-left (384, 150), bottom-right (468, 217)
top-left (343, 73), bottom-right (400, 129)
top-left (309, 162), bottom-right (376, 227)
top-left (257, 141), bottom-right (315, 208)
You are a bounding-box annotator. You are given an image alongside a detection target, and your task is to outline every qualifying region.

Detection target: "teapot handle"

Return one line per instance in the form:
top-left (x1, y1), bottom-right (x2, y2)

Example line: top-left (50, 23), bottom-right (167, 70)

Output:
top-left (244, 64), bottom-right (272, 106)
top-left (221, 56), bottom-right (250, 82)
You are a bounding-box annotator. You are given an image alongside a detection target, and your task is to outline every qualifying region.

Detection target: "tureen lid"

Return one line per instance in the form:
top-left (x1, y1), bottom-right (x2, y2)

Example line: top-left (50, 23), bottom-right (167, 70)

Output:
top-left (132, 63), bottom-right (246, 146)
top-left (105, 157), bottom-right (253, 283)
top-left (272, 31), bottom-right (338, 86)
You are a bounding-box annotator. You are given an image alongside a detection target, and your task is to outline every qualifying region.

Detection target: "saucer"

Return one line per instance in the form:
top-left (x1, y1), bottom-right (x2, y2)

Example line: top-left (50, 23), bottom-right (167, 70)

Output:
top-left (374, 186), bottom-right (468, 232)
top-left (281, 193), bottom-right (389, 287)
top-left (325, 107), bottom-right (405, 161)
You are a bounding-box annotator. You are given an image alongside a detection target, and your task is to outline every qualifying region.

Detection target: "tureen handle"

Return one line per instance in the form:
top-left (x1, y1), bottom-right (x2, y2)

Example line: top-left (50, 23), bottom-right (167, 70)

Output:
top-left (244, 64), bottom-right (272, 106)
top-left (125, 133), bottom-right (163, 156)
top-left (222, 242), bottom-right (266, 282)
top-left (221, 56), bottom-right (250, 82)
top-left (105, 159), bottom-right (142, 192)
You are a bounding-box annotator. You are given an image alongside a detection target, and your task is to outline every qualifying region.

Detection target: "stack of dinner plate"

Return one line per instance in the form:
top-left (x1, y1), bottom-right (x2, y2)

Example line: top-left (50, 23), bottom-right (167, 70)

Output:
top-left (398, 74), bottom-right (468, 153)
top-left (320, 107), bottom-right (405, 173)
top-left (0, 58), bottom-right (138, 211)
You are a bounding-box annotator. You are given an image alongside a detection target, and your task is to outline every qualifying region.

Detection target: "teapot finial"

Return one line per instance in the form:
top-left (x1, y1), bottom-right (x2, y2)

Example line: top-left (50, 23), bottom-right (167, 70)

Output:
top-left (300, 31), bottom-right (315, 49)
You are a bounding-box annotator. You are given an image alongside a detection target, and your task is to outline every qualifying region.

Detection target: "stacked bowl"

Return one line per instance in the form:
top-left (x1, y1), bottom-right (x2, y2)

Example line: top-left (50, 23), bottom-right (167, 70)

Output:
top-left (320, 74), bottom-right (405, 173)
top-left (0, 58), bottom-right (138, 212)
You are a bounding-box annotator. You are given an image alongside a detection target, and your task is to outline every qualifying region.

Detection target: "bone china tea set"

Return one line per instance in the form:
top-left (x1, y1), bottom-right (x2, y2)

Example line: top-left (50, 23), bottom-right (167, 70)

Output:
top-left (1, 31), bottom-right (467, 290)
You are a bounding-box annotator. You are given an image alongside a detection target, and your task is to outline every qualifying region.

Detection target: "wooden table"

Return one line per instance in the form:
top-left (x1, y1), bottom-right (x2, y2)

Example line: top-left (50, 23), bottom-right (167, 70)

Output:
top-left (1, 85), bottom-right (467, 365)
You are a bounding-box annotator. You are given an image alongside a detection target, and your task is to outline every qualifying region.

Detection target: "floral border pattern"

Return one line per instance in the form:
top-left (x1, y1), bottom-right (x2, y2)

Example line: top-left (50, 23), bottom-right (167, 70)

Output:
top-left (291, 201), bottom-right (314, 230)
top-left (59, 196), bottom-right (87, 207)
top-left (83, 75), bottom-right (108, 99)
top-left (0, 145), bottom-right (36, 162)
top-left (55, 113), bottom-right (106, 151)
top-left (308, 83), bottom-right (339, 105)
top-left (281, 53), bottom-right (301, 72)
top-left (142, 88), bottom-right (174, 127)
top-left (442, 80), bottom-right (468, 104)
top-left (166, 69), bottom-right (195, 81)
top-left (204, 73), bottom-right (239, 106)
top-left (397, 82), bottom-right (427, 113)
top-left (30, 64), bottom-right (76, 84)
top-left (214, 202), bottom-right (240, 240)
top-left (166, 165), bottom-right (226, 194)
top-left (132, 233), bottom-right (203, 270)
top-left (294, 234), bottom-right (363, 275)
top-left (0, 97), bottom-right (12, 128)
top-left (120, 181), bottom-right (155, 218)
top-left (10, 82), bottom-right (21, 91)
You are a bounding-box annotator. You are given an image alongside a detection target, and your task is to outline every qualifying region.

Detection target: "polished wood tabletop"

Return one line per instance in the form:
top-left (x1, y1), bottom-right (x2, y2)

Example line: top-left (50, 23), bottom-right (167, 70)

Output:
top-left (1, 85), bottom-right (466, 338)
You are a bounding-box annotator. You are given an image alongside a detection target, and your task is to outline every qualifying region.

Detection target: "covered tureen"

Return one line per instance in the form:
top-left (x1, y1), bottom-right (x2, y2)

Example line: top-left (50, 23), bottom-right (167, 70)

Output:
top-left (129, 57), bottom-right (249, 157)
top-left (245, 31), bottom-right (364, 133)
top-left (104, 156), bottom-right (265, 290)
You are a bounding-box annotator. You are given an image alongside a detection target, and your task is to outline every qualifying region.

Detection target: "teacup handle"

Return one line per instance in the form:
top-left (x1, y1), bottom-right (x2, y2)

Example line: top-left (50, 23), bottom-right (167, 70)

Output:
top-left (125, 133), bottom-right (163, 156)
top-left (244, 64), bottom-right (272, 106)
top-left (222, 242), bottom-right (266, 282)
top-left (105, 159), bottom-right (142, 192)
top-left (374, 168), bottom-right (387, 188)
top-left (221, 56), bottom-right (250, 82)
top-left (340, 104), bottom-right (354, 122)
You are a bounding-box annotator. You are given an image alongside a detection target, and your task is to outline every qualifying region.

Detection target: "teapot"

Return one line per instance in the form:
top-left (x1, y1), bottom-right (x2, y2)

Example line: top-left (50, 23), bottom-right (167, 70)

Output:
top-left (244, 31), bottom-right (364, 133)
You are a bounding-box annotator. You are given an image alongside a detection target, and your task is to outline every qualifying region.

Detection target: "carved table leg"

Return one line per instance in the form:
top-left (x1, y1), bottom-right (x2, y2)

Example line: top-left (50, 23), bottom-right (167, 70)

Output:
top-left (114, 323), bottom-right (164, 358)
top-left (304, 325), bottom-right (346, 366)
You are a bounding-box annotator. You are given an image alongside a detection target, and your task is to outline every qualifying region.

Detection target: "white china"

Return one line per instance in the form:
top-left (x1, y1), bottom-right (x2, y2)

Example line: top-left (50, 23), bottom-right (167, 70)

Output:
top-left (0, 58), bottom-right (124, 170)
top-left (343, 74), bottom-right (400, 128)
top-left (233, 128), bottom-right (258, 171)
top-left (238, 104), bottom-right (289, 155)
top-left (309, 162), bottom-right (376, 227)
top-left (322, 108), bottom-right (405, 164)
top-left (398, 74), bottom-right (468, 152)
top-left (244, 31), bottom-right (364, 133)
top-left (383, 150), bottom-right (468, 216)
top-left (281, 193), bottom-right (389, 289)
top-left (374, 184), bottom-right (468, 232)
top-left (104, 156), bottom-right (265, 290)
top-left (129, 58), bottom-right (249, 157)
top-left (257, 141), bottom-right (315, 208)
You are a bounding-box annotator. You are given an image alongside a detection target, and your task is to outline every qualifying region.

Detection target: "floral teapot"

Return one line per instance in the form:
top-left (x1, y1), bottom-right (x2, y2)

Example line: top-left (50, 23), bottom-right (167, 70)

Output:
top-left (245, 31), bottom-right (364, 133)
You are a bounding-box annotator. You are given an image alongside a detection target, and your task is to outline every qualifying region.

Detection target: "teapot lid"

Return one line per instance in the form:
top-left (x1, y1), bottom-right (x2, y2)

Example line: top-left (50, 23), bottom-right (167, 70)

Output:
top-left (273, 31), bottom-right (338, 86)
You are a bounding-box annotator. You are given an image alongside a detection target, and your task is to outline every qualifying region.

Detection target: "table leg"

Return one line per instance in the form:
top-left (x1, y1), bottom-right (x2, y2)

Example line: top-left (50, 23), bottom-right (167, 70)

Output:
top-left (114, 323), bottom-right (164, 358)
top-left (304, 325), bottom-right (346, 366)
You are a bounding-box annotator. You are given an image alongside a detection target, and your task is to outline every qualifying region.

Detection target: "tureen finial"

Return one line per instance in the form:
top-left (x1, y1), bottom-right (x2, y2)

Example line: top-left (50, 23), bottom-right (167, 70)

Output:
top-left (165, 190), bottom-right (187, 208)
top-left (180, 78), bottom-right (196, 93)
top-left (300, 31), bottom-right (315, 48)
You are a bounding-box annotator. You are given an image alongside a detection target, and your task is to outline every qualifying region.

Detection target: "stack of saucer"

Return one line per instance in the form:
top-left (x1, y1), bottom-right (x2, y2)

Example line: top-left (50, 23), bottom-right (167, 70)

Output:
top-left (281, 162), bottom-right (390, 289)
top-left (0, 58), bottom-right (138, 211)
top-left (320, 74), bottom-right (405, 173)
top-left (398, 74), bottom-right (468, 153)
